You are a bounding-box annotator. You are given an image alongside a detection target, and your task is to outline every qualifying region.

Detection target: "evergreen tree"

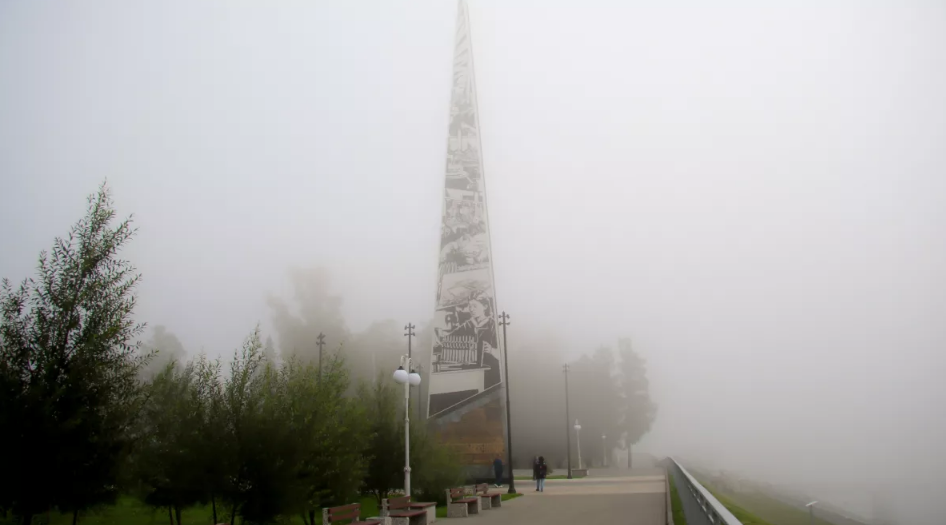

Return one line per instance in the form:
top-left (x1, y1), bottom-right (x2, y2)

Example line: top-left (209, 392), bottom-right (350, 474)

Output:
top-left (616, 338), bottom-right (657, 467)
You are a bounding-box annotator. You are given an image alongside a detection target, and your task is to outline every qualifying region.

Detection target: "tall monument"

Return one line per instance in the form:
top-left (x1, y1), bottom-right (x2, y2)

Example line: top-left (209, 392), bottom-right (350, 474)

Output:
top-left (426, 0), bottom-right (507, 475)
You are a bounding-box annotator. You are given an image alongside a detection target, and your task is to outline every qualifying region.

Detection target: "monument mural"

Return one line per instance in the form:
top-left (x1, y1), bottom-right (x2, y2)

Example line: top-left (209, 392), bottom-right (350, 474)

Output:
top-left (427, 0), bottom-right (507, 469)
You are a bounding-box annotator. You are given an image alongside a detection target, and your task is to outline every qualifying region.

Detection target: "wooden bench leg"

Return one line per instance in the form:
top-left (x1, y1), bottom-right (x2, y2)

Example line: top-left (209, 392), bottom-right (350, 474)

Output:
top-left (447, 503), bottom-right (468, 518)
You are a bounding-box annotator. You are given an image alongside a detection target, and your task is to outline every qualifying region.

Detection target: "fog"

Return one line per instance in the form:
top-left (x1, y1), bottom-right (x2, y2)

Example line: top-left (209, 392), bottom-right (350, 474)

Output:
top-left (1, 1), bottom-right (944, 523)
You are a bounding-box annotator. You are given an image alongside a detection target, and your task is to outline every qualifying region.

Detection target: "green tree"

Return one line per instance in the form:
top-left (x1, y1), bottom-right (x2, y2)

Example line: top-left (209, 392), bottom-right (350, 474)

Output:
top-left (138, 325), bottom-right (187, 380)
top-left (359, 373), bottom-right (403, 504)
top-left (0, 183), bottom-right (147, 524)
top-left (134, 362), bottom-right (207, 525)
top-left (266, 266), bottom-right (349, 364)
top-left (568, 346), bottom-right (621, 467)
top-left (286, 353), bottom-right (369, 525)
top-left (409, 417), bottom-right (462, 505)
top-left (616, 338), bottom-right (657, 467)
top-left (218, 328), bottom-right (285, 525)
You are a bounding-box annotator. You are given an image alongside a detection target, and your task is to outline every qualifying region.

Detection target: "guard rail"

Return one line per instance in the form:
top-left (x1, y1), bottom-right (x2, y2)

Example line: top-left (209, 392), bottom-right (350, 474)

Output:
top-left (670, 456), bottom-right (742, 525)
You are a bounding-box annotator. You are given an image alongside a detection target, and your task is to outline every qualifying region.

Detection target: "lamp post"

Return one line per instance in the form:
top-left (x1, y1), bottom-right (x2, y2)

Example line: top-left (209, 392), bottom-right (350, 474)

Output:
top-left (498, 311), bottom-right (516, 494)
top-left (393, 354), bottom-right (421, 495)
top-left (563, 364), bottom-right (572, 479)
top-left (602, 434), bottom-right (607, 467)
top-left (574, 420), bottom-right (582, 470)
top-left (806, 501), bottom-right (818, 525)
top-left (404, 323), bottom-right (415, 412)
top-left (316, 333), bottom-right (326, 381)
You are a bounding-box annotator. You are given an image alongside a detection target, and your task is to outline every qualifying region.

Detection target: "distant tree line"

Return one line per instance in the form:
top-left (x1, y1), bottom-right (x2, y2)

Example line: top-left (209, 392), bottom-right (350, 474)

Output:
top-left (0, 183), bottom-right (657, 524)
top-left (0, 185), bottom-right (460, 525)
top-left (505, 333), bottom-right (656, 471)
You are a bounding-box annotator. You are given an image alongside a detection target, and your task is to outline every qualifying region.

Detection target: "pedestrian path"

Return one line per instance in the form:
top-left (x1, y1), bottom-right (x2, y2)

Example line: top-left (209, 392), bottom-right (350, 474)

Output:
top-left (471, 471), bottom-right (667, 525)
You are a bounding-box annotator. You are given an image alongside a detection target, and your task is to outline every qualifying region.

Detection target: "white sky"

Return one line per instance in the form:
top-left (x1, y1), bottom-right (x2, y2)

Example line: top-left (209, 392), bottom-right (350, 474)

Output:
top-left (1, 1), bottom-right (944, 521)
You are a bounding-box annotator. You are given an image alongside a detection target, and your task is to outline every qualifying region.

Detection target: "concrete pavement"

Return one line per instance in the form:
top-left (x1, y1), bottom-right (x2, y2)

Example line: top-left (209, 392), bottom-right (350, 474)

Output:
top-left (466, 471), bottom-right (667, 525)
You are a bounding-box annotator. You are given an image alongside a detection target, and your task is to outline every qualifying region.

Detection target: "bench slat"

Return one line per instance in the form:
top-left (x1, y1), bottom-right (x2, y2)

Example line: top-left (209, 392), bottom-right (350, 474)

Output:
top-left (329, 510), bottom-right (359, 522)
top-left (328, 503), bottom-right (361, 515)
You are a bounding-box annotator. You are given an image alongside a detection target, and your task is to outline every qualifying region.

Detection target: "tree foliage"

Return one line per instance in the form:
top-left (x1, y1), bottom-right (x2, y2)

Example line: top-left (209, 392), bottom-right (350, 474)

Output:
top-left (138, 325), bottom-right (187, 380)
top-left (617, 338), bottom-right (657, 450)
top-left (1, 183), bottom-right (654, 524)
top-left (0, 183), bottom-right (147, 523)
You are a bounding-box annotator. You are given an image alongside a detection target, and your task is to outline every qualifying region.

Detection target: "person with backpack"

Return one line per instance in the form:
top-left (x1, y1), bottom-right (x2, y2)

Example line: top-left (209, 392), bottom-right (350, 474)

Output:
top-left (535, 456), bottom-right (548, 492)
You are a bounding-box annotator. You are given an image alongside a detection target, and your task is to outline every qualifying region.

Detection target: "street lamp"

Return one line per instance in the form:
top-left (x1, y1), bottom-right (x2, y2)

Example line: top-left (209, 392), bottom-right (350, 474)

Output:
top-left (806, 501), bottom-right (818, 525)
top-left (574, 420), bottom-right (582, 470)
top-left (498, 311), bottom-right (516, 494)
top-left (404, 324), bottom-right (416, 413)
top-left (316, 333), bottom-right (326, 381)
top-left (602, 435), bottom-right (607, 467)
top-left (393, 354), bottom-right (421, 495)
top-left (563, 364), bottom-right (572, 479)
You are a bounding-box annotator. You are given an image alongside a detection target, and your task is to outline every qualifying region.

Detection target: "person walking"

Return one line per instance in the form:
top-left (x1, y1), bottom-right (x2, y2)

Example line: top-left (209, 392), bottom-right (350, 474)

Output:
top-left (536, 456), bottom-right (548, 492)
top-left (493, 456), bottom-right (504, 487)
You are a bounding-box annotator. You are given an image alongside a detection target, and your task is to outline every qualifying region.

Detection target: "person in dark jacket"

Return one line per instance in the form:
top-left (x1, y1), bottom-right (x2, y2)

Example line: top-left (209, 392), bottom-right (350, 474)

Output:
top-left (493, 457), bottom-right (503, 487)
top-left (536, 456), bottom-right (548, 492)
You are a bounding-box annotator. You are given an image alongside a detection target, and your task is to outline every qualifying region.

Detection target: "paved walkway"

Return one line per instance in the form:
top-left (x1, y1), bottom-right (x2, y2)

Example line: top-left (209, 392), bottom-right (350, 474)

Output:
top-left (468, 470), bottom-right (667, 525)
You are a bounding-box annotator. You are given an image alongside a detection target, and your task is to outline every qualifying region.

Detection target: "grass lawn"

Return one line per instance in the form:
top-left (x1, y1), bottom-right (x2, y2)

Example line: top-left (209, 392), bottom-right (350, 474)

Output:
top-left (668, 473), bottom-right (687, 525)
top-left (22, 490), bottom-right (524, 525)
top-left (25, 495), bottom-right (379, 525)
top-left (710, 491), bottom-right (837, 525)
top-left (695, 477), bottom-right (837, 525)
top-left (708, 489), bottom-right (775, 525)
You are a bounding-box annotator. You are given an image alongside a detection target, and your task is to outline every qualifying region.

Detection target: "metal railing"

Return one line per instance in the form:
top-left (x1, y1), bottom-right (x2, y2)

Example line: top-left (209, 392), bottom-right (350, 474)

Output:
top-left (670, 457), bottom-right (742, 525)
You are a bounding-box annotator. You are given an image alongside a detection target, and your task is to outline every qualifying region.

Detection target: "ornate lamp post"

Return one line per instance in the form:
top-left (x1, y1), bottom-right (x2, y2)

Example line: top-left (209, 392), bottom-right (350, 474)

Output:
top-left (499, 311), bottom-right (516, 493)
top-left (393, 351), bottom-right (421, 494)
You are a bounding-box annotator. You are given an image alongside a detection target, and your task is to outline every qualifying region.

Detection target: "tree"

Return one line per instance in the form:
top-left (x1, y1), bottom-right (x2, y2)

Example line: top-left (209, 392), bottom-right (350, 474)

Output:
top-left (133, 361), bottom-right (207, 525)
top-left (506, 331), bottom-right (568, 468)
top-left (138, 325), bottom-right (186, 380)
top-left (217, 328), bottom-right (299, 525)
top-left (267, 266), bottom-right (349, 363)
top-left (285, 353), bottom-right (369, 525)
top-left (0, 183), bottom-right (147, 524)
top-left (568, 346), bottom-right (621, 467)
top-left (359, 373), bottom-right (403, 504)
top-left (409, 414), bottom-right (462, 505)
top-left (344, 319), bottom-right (403, 391)
top-left (616, 338), bottom-right (657, 468)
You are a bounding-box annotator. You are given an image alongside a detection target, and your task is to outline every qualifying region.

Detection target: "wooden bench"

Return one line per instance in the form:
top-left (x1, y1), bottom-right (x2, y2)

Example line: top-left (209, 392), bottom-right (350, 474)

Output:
top-left (445, 487), bottom-right (480, 518)
top-left (322, 503), bottom-right (384, 525)
top-left (382, 495), bottom-right (436, 525)
top-left (473, 483), bottom-right (503, 509)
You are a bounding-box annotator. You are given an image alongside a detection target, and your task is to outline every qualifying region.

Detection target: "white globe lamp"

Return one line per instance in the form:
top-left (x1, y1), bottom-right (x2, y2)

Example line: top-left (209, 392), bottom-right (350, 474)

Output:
top-left (393, 366), bottom-right (408, 384)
